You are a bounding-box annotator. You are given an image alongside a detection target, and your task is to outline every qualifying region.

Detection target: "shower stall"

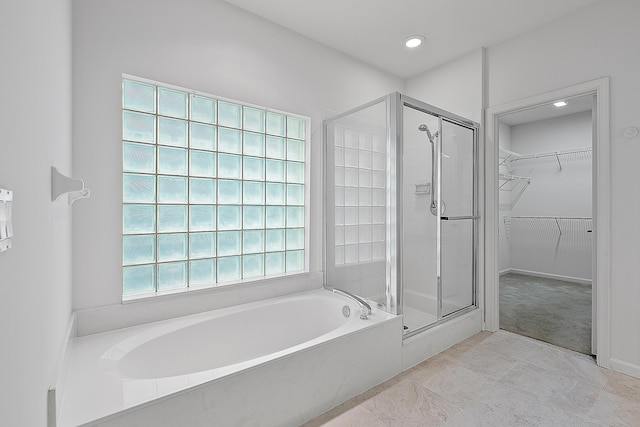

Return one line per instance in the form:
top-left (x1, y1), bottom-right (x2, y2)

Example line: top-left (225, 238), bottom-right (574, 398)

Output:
top-left (324, 93), bottom-right (479, 337)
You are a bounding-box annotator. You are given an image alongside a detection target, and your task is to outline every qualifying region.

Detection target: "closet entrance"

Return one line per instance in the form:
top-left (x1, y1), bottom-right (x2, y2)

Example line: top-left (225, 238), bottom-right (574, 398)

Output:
top-left (497, 94), bottom-right (594, 354)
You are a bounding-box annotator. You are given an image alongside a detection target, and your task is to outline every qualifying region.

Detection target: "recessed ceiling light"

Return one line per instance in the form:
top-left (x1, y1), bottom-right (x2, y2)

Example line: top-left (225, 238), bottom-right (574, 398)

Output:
top-left (553, 101), bottom-right (568, 108)
top-left (405, 35), bottom-right (426, 48)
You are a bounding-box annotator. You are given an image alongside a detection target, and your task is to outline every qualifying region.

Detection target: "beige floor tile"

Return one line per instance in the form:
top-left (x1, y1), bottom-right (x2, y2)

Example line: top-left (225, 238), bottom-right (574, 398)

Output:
top-left (465, 383), bottom-right (584, 427)
top-left (585, 389), bottom-right (640, 427)
top-left (441, 341), bottom-right (520, 381)
top-left (361, 378), bottom-right (463, 426)
top-left (419, 362), bottom-right (496, 407)
top-left (603, 369), bottom-right (640, 404)
top-left (441, 408), bottom-right (496, 427)
top-left (302, 404), bottom-right (388, 427)
top-left (477, 330), bottom-right (545, 361)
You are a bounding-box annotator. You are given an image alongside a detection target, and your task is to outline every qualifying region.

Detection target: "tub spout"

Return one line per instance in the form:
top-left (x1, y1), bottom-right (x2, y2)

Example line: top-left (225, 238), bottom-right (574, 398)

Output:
top-left (330, 288), bottom-right (371, 320)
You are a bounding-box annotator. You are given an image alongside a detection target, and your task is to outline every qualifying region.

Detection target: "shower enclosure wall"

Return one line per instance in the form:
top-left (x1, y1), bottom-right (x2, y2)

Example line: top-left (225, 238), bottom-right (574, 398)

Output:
top-left (324, 93), bottom-right (479, 336)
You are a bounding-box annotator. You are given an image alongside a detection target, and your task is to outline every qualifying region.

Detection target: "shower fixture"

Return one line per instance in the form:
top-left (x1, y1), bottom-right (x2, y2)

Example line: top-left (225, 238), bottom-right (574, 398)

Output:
top-left (419, 124), bottom-right (445, 216)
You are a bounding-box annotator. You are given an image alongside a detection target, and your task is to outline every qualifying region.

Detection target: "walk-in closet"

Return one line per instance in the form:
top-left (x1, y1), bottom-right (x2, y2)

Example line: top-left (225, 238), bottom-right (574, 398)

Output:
top-left (498, 95), bottom-right (594, 354)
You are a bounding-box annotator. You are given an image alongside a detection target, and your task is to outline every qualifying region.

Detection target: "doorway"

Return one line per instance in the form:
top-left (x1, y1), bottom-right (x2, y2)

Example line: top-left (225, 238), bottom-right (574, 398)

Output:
top-left (484, 78), bottom-right (611, 366)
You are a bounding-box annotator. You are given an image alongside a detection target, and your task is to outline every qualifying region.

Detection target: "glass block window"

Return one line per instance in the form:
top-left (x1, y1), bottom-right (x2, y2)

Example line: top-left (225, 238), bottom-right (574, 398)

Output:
top-left (122, 77), bottom-right (308, 298)
top-left (333, 126), bottom-right (386, 265)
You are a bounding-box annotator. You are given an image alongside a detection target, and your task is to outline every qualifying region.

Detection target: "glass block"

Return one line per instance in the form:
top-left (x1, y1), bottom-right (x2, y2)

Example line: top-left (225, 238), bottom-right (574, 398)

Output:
top-left (158, 117), bottom-right (187, 147)
top-left (335, 167), bottom-right (344, 186)
top-left (123, 265), bottom-right (155, 296)
top-left (217, 179), bottom-right (242, 204)
top-left (158, 146), bottom-right (187, 175)
top-left (344, 245), bottom-right (358, 264)
top-left (358, 243), bottom-right (371, 262)
top-left (359, 151), bottom-right (371, 169)
top-left (190, 205), bottom-right (216, 231)
top-left (123, 111), bottom-right (155, 143)
top-left (123, 174), bottom-right (155, 203)
top-left (123, 142), bottom-right (155, 174)
top-left (344, 129), bottom-right (358, 148)
top-left (286, 250), bottom-right (304, 272)
top-left (359, 132), bottom-right (372, 151)
top-left (372, 207), bottom-right (386, 224)
top-left (359, 169), bottom-right (371, 187)
top-left (190, 122), bottom-right (216, 151)
top-left (286, 228), bottom-right (304, 250)
top-left (344, 148), bottom-right (358, 168)
top-left (266, 206), bottom-right (285, 228)
top-left (359, 207), bottom-right (371, 224)
top-left (123, 235), bottom-right (155, 265)
top-left (335, 147), bottom-right (344, 166)
top-left (123, 204), bottom-right (155, 234)
top-left (334, 128), bottom-right (344, 147)
top-left (242, 254), bottom-right (264, 279)
top-left (266, 136), bottom-right (285, 159)
top-left (158, 87), bottom-right (187, 119)
top-left (266, 183), bottom-right (285, 205)
top-left (344, 168), bottom-right (358, 187)
top-left (158, 262), bottom-right (187, 291)
top-left (372, 134), bottom-right (386, 153)
top-left (243, 230), bottom-right (264, 254)
top-left (189, 178), bottom-right (216, 204)
top-left (359, 188), bottom-right (372, 206)
top-left (243, 181), bottom-right (265, 204)
top-left (190, 95), bottom-right (216, 124)
top-left (218, 205), bottom-right (242, 230)
top-left (243, 107), bottom-right (265, 132)
top-left (335, 246), bottom-right (345, 266)
top-left (244, 157), bottom-right (265, 181)
top-left (372, 152), bottom-right (386, 171)
top-left (345, 226), bottom-right (358, 245)
top-left (344, 188), bottom-right (358, 206)
top-left (372, 224), bottom-right (385, 242)
top-left (286, 184), bottom-right (304, 206)
top-left (266, 159), bottom-right (285, 182)
top-left (286, 162), bottom-right (304, 184)
top-left (286, 206), bottom-right (304, 228)
top-left (243, 206), bottom-right (264, 229)
top-left (218, 154), bottom-right (242, 179)
top-left (190, 232), bottom-right (216, 259)
top-left (266, 229), bottom-right (285, 252)
top-left (157, 205), bottom-right (187, 233)
top-left (335, 207), bottom-right (344, 226)
top-left (372, 242), bottom-right (385, 260)
top-left (218, 101), bottom-right (242, 129)
top-left (189, 259), bottom-right (216, 286)
top-left (335, 226), bottom-right (345, 245)
top-left (190, 150), bottom-right (216, 178)
top-left (372, 171), bottom-right (385, 188)
top-left (218, 128), bottom-right (242, 154)
top-left (266, 112), bottom-right (286, 136)
top-left (123, 80), bottom-right (155, 113)
top-left (157, 176), bottom-right (187, 203)
top-left (217, 256), bottom-right (241, 282)
top-left (359, 225), bottom-right (371, 243)
top-left (157, 233), bottom-right (187, 262)
top-left (287, 116), bottom-right (305, 140)
top-left (244, 132), bottom-right (265, 157)
top-left (335, 187), bottom-right (344, 206)
top-left (265, 252), bottom-right (285, 275)
top-left (287, 139), bottom-right (304, 161)
top-left (218, 231), bottom-right (241, 256)
top-left (373, 189), bottom-right (386, 206)
top-left (344, 207), bottom-right (357, 225)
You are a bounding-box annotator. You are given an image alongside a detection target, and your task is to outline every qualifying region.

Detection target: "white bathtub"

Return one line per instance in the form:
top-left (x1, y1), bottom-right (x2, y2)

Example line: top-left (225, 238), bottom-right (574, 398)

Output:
top-left (59, 289), bottom-right (401, 426)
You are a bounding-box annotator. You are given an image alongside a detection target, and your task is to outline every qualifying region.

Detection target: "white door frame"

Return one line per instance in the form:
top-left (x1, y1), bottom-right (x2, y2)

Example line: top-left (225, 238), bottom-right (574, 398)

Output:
top-left (484, 77), bottom-right (611, 367)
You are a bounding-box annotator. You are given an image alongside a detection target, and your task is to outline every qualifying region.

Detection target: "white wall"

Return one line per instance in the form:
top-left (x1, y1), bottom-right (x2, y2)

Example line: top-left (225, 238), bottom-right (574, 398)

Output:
top-left (488, 0), bottom-right (640, 373)
top-left (0, 0), bottom-right (73, 425)
top-left (506, 112), bottom-right (593, 281)
top-left (72, 0), bottom-right (403, 321)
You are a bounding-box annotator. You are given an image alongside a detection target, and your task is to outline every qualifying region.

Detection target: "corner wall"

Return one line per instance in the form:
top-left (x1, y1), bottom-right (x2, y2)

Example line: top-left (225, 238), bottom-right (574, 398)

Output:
top-left (0, 0), bottom-right (73, 425)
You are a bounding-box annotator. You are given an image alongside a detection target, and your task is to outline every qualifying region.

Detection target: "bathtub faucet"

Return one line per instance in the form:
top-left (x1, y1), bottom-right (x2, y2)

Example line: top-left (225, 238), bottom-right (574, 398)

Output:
top-left (330, 288), bottom-right (372, 320)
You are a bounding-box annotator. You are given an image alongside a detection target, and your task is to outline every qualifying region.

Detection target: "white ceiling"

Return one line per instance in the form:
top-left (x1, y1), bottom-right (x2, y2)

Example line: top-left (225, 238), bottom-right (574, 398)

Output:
top-left (223, 0), bottom-right (599, 79)
top-left (500, 94), bottom-right (593, 126)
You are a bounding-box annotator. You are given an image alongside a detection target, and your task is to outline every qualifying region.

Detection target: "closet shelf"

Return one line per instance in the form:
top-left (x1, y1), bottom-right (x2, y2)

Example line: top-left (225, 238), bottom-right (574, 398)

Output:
top-left (504, 216), bottom-right (593, 235)
top-left (499, 173), bottom-right (532, 208)
top-left (501, 147), bottom-right (592, 171)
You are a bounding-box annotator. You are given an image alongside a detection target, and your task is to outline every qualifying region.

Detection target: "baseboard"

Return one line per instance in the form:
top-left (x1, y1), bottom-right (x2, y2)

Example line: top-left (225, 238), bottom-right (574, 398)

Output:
top-left (499, 268), bottom-right (513, 276)
top-left (609, 358), bottom-right (640, 380)
top-left (48, 313), bottom-right (77, 427)
top-left (505, 268), bottom-right (592, 286)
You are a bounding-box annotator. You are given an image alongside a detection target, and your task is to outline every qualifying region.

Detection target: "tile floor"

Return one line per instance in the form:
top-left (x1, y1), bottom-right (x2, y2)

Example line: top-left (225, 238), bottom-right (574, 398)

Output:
top-left (304, 330), bottom-right (640, 426)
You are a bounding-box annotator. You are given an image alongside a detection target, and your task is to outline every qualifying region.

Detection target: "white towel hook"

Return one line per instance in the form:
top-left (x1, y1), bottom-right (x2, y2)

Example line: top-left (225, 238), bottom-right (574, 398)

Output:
top-left (51, 167), bottom-right (91, 204)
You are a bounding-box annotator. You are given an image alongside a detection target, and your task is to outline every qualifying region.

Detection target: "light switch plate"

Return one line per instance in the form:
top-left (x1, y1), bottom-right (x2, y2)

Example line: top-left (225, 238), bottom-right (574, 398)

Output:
top-left (0, 188), bottom-right (13, 253)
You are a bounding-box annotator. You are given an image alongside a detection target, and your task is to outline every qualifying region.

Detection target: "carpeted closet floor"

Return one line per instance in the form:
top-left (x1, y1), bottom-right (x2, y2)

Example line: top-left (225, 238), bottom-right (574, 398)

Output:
top-left (499, 273), bottom-right (592, 354)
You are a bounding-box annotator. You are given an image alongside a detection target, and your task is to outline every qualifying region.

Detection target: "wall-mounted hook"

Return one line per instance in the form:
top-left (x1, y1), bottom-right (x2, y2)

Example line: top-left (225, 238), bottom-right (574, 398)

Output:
top-left (51, 167), bottom-right (91, 204)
